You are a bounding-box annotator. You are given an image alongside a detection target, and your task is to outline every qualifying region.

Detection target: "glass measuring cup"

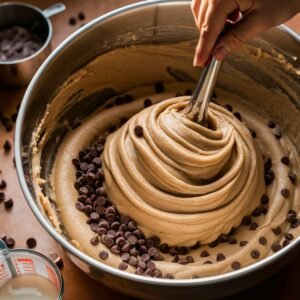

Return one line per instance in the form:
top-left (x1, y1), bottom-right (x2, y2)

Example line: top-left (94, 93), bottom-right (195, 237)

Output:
top-left (0, 239), bottom-right (63, 299)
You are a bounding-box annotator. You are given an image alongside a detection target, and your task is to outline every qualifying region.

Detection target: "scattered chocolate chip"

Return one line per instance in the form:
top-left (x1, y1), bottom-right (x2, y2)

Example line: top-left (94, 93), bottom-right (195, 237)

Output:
top-left (264, 171), bottom-right (275, 185)
top-left (119, 262), bottom-right (128, 270)
top-left (258, 237), bottom-right (267, 245)
top-left (208, 240), bottom-right (218, 248)
top-left (288, 172), bottom-right (297, 184)
top-left (216, 253), bottom-right (226, 261)
top-left (49, 252), bottom-right (64, 269)
top-left (203, 260), bottom-right (213, 265)
top-left (239, 241), bottom-right (248, 247)
top-left (242, 216), bottom-right (251, 226)
top-left (134, 125), bottom-right (143, 137)
top-left (11, 112), bottom-right (18, 123)
top-left (228, 236), bottom-right (237, 244)
top-left (0, 234), bottom-right (7, 242)
top-left (283, 240), bottom-right (290, 247)
top-left (155, 82), bottom-right (164, 93)
top-left (224, 104), bottom-right (233, 112)
top-left (90, 236), bottom-right (100, 246)
top-left (69, 17), bottom-right (77, 26)
top-left (78, 11), bottom-right (86, 21)
top-left (250, 129), bottom-right (256, 138)
top-left (231, 261), bottom-right (241, 270)
top-left (285, 233), bottom-right (294, 241)
top-left (260, 194), bottom-right (269, 205)
top-left (252, 207), bottom-right (262, 217)
top-left (249, 222), bottom-right (258, 230)
top-left (267, 120), bottom-right (276, 128)
top-left (251, 250), bottom-right (260, 259)
top-left (192, 275), bottom-right (200, 279)
top-left (0, 192), bottom-right (5, 202)
top-left (26, 238), bottom-right (37, 249)
top-left (99, 250), bottom-right (109, 260)
top-left (291, 219), bottom-right (300, 228)
top-left (272, 227), bottom-right (282, 236)
top-left (3, 140), bottom-right (11, 152)
top-left (281, 156), bottom-right (290, 166)
top-left (5, 237), bottom-right (15, 248)
top-left (144, 98), bottom-right (152, 108)
top-left (281, 188), bottom-right (290, 198)
top-left (233, 112), bottom-right (241, 121)
top-left (0, 179), bottom-right (7, 189)
top-left (190, 241), bottom-right (201, 249)
top-left (186, 256), bottom-right (194, 263)
top-left (264, 158), bottom-right (272, 172)
top-left (4, 198), bottom-right (13, 209)
top-left (163, 273), bottom-right (174, 279)
top-left (159, 243), bottom-right (169, 253)
top-left (200, 250), bottom-right (210, 257)
top-left (271, 243), bottom-right (282, 253)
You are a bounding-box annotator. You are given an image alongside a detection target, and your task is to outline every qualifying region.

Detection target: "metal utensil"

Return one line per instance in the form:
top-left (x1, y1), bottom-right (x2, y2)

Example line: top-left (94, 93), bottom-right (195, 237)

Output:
top-left (185, 58), bottom-right (222, 126)
top-left (0, 2), bottom-right (66, 87)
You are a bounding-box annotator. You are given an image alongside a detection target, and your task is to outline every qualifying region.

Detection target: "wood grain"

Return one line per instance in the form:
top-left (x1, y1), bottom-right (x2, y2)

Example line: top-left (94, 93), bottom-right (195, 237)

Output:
top-left (0, 1), bottom-right (299, 299)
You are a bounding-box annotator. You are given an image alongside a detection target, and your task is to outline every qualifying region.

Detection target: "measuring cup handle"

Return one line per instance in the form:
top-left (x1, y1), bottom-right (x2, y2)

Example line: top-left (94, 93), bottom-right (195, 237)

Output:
top-left (43, 3), bottom-right (66, 19)
top-left (0, 239), bottom-right (8, 250)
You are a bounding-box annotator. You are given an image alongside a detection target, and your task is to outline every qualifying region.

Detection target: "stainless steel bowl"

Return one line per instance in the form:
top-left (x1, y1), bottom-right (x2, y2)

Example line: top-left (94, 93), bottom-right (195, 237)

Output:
top-left (0, 2), bottom-right (65, 87)
top-left (15, 1), bottom-right (300, 299)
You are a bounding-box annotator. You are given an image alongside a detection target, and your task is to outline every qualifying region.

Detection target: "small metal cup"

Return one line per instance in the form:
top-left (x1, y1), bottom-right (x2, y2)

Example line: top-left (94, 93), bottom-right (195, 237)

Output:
top-left (0, 2), bottom-right (66, 87)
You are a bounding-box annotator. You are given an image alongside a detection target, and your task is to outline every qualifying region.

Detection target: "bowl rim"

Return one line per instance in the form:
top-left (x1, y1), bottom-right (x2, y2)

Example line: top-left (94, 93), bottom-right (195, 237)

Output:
top-left (15, 0), bottom-right (300, 287)
top-left (0, 1), bottom-right (53, 65)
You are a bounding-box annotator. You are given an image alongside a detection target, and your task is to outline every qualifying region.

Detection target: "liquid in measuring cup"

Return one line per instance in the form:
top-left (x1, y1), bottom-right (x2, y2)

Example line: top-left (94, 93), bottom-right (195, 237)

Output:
top-left (0, 274), bottom-right (58, 300)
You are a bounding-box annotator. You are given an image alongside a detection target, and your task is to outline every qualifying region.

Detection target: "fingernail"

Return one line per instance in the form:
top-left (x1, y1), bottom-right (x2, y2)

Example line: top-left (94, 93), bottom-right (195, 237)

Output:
top-left (213, 46), bottom-right (228, 61)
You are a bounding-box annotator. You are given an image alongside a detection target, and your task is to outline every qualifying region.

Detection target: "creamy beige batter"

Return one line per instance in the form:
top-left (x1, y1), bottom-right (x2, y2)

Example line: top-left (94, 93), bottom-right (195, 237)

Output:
top-left (31, 41), bottom-right (300, 279)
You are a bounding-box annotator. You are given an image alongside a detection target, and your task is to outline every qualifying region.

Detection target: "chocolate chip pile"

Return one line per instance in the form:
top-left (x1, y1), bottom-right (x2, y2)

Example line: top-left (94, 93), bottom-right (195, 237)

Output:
top-left (0, 26), bottom-right (43, 61)
top-left (72, 87), bottom-right (299, 279)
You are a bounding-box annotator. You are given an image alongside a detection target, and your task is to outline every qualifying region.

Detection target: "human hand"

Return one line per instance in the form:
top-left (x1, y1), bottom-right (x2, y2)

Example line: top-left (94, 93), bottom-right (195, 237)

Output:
top-left (191, 0), bottom-right (300, 66)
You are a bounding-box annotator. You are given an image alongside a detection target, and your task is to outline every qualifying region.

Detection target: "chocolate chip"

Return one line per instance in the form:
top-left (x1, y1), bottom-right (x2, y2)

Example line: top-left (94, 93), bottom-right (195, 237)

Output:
top-left (208, 240), bottom-right (218, 248)
top-left (155, 82), bottom-right (164, 93)
top-left (271, 243), bottom-right (282, 252)
top-left (159, 243), bottom-right (169, 253)
top-left (203, 260), bottom-right (213, 264)
top-left (252, 207), bottom-right (262, 217)
top-left (121, 253), bottom-right (130, 262)
top-left (233, 112), bottom-right (241, 121)
top-left (163, 273), bottom-right (174, 279)
top-left (288, 172), bottom-right (297, 184)
top-left (192, 275), bottom-right (200, 279)
top-left (3, 140), bottom-right (11, 152)
top-left (128, 256), bottom-right (138, 266)
top-left (49, 252), bottom-right (64, 269)
top-left (242, 216), bottom-right (251, 226)
top-left (190, 241), bottom-right (201, 249)
top-left (0, 179), bottom-right (7, 189)
top-left (123, 94), bottom-right (133, 103)
top-left (216, 253), bottom-right (225, 261)
top-left (0, 234), bottom-right (7, 242)
top-left (281, 156), bottom-right (290, 166)
top-left (148, 247), bottom-right (157, 257)
top-left (0, 192), bottom-right (5, 202)
top-left (78, 11), bottom-right (86, 21)
top-left (250, 129), bottom-right (256, 138)
top-left (264, 158), bottom-right (272, 172)
top-left (144, 99), bottom-right (152, 108)
top-left (285, 233), bottom-right (294, 241)
top-left (186, 256), bottom-right (194, 263)
top-left (228, 236), bottom-right (237, 244)
top-left (291, 219), bottom-right (300, 228)
top-left (265, 171), bottom-right (275, 185)
top-left (258, 237), bottom-right (267, 245)
top-left (99, 250), bottom-right (109, 260)
top-left (111, 245), bottom-right (121, 254)
top-left (267, 120), bottom-right (276, 128)
top-left (231, 261), bottom-right (241, 270)
top-left (250, 250), bottom-right (260, 259)
top-left (281, 188), bottom-right (290, 198)
top-left (105, 238), bottom-right (115, 249)
top-left (249, 222), bottom-right (258, 230)
top-left (147, 260), bottom-right (156, 270)
top-left (128, 235), bottom-right (138, 245)
top-left (200, 250), bottom-right (210, 257)
top-left (4, 198), bottom-right (13, 209)
top-left (260, 194), bottom-right (269, 205)
top-left (282, 240), bottom-right (290, 247)
top-left (224, 104), bottom-right (233, 112)
top-left (69, 17), bottom-right (77, 26)
top-left (119, 262), bottom-right (128, 270)
top-left (178, 257), bottom-right (188, 265)
top-left (90, 236), bottom-right (99, 246)
top-left (134, 125), bottom-right (143, 137)
top-left (121, 243), bottom-right (131, 253)
top-left (178, 246), bottom-right (188, 255)
top-left (5, 237), bottom-right (15, 248)
top-left (26, 238), bottom-right (36, 248)
top-left (239, 241), bottom-right (248, 247)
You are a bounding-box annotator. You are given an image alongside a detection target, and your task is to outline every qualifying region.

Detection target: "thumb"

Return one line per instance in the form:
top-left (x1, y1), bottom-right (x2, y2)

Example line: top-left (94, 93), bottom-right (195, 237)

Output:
top-left (213, 11), bottom-right (272, 61)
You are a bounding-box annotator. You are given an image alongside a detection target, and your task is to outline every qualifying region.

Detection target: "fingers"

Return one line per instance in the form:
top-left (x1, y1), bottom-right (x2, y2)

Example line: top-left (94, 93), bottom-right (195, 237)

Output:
top-left (213, 10), bottom-right (273, 61)
top-left (191, 0), bottom-right (201, 24)
top-left (193, 0), bottom-right (239, 66)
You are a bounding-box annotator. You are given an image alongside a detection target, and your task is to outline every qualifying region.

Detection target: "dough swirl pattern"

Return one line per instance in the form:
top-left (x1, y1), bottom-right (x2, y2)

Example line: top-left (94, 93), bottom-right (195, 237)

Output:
top-left (103, 98), bottom-right (265, 246)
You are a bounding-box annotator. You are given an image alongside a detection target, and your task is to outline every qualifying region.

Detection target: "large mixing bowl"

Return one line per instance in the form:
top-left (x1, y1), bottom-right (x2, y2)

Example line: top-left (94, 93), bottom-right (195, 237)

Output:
top-left (15, 1), bottom-right (300, 299)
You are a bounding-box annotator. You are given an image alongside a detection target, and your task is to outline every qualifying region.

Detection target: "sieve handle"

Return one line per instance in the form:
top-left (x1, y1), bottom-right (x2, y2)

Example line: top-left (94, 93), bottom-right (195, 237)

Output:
top-left (0, 240), bottom-right (17, 277)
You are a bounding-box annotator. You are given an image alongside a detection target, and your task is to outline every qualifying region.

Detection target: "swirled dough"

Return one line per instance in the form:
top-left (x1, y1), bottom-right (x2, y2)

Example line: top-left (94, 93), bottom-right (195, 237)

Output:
top-left (103, 98), bottom-right (264, 246)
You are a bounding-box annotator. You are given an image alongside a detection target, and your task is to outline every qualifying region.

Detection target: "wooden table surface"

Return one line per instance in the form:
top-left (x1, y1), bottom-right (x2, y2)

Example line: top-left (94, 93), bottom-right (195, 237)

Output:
top-left (0, 1), bottom-right (299, 299)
